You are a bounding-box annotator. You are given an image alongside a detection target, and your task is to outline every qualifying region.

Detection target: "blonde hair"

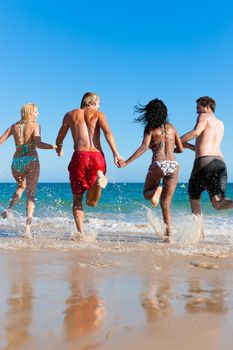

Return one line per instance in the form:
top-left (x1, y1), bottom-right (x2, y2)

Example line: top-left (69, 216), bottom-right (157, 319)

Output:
top-left (20, 103), bottom-right (37, 121)
top-left (80, 92), bottom-right (99, 108)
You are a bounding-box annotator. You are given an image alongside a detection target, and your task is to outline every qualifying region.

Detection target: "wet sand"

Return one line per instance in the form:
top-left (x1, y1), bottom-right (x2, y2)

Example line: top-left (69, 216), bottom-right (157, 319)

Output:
top-left (0, 240), bottom-right (233, 350)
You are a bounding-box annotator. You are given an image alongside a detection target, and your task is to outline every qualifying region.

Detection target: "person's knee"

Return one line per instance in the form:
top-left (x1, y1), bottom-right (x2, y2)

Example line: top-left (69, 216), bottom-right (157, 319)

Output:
top-left (86, 199), bottom-right (97, 207)
top-left (27, 195), bottom-right (35, 202)
top-left (73, 196), bottom-right (83, 210)
top-left (160, 199), bottom-right (170, 210)
top-left (18, 183), bottom-right (26, 192)
top-left (26, 190), bottom-right (35, 202)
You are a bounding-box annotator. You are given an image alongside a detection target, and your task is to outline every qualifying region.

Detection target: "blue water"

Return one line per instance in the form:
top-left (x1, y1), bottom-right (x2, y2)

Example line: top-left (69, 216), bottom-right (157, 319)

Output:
top-left (1, 182), bottom-right (233, 252)
top-left (1, 182), bottom-right (233, 217)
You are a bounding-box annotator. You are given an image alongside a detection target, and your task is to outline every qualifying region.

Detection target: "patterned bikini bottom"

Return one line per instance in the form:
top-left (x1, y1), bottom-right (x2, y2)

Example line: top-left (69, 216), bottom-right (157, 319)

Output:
top-left (150, 160), bottom-right (178, 176)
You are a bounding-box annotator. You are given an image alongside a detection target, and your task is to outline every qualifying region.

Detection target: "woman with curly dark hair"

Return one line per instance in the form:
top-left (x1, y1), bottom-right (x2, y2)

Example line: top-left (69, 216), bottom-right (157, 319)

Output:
top-left (119, 98), bottom-right (183, 242)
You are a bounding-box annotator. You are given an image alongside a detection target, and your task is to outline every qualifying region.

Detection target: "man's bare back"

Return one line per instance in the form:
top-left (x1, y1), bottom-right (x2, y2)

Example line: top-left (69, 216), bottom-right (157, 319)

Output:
top-left (62, 108), bottom-right (103, 152)
top-left (56, 106), bottom-right (120, 160)
top-left (195, 112), bottom-right (224, 158)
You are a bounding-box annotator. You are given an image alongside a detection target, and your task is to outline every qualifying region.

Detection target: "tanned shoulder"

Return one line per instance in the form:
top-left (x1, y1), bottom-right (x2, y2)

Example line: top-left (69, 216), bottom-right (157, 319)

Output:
top-left (165, 122), bottom-right (176, 131)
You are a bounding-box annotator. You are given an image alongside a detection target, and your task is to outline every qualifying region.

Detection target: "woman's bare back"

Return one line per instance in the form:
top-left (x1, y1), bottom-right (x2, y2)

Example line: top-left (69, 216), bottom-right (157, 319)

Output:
top-left (149, 123), bottom-right (177, 161)
top-left (12, 121), bottom-right (38, 157)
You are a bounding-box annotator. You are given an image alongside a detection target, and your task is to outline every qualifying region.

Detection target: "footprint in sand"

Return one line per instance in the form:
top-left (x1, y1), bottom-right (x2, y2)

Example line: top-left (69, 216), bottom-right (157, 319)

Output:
top-left (190, 261), bottom-right (219, 270)
top-left (90, 262), bottom-right (111, 268)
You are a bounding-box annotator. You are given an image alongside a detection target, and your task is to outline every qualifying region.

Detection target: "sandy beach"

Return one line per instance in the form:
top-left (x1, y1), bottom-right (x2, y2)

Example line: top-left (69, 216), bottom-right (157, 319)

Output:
top-left (0, 237), bottom-right (233, 350)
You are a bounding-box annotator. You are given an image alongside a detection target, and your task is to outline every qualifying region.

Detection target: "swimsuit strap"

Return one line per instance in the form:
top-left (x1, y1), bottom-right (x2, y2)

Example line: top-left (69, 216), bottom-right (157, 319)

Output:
top-left (18, 122), bottom-right (25, 141)
top-left (158, 123), bottom-right (166, 149)
top-left (17, 121), bottom-right (34, 155)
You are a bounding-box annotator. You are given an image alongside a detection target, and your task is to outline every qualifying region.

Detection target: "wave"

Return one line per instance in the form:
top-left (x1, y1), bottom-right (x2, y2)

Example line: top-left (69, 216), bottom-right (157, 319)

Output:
top-left (0, 209), bottom-right (233, 257)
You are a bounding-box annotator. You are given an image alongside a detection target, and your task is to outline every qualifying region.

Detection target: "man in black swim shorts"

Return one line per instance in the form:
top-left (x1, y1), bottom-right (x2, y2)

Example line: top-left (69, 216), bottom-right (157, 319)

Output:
top-left (180, 96), bottom-right (233, 236)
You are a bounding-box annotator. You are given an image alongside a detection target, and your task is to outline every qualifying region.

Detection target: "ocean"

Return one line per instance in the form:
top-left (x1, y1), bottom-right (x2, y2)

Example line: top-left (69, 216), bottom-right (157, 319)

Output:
top-left (1, 182), bottom-right (233, 254)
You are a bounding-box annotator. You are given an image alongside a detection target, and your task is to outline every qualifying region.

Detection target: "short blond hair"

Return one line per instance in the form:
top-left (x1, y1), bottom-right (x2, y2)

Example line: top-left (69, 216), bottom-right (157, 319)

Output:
top-left (80, 92), bottom-right (99, 108)
top-left (20, 103), bottom-right (37, 121)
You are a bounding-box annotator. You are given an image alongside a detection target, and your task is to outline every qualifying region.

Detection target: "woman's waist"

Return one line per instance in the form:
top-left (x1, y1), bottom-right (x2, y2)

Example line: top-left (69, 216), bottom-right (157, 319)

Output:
top-left (151, 155), bottom-right (176, 162)
top-left (14, 149), bottom-right (38, 158)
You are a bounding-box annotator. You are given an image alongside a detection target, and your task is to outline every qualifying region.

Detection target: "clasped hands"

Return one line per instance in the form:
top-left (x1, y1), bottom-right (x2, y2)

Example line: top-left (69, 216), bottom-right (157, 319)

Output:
top-left (114, 155), bottom-right (127, 168)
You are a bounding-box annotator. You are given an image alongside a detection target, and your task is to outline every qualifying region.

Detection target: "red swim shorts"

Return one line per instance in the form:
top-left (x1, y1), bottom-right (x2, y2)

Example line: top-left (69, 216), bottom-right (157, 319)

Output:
top-left (68, 151), bottom-right (107, 195)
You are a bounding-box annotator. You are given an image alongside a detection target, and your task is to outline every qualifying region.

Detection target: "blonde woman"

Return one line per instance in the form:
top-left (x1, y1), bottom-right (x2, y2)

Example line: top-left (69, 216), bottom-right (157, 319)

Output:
top-left (0, 103), bottom-right (56, 238)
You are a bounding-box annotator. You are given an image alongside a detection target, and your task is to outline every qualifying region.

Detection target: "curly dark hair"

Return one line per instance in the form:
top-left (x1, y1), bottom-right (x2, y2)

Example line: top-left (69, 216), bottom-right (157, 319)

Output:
top-left (134, 98), bottom-right (168, 135)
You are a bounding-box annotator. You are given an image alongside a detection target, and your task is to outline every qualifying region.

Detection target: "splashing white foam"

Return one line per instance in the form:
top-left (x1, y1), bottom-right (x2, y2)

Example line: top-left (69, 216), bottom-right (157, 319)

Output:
top-left (174, 214), bottom-right (203, 244)
top-left (146, 209), bottom-right (165, 240)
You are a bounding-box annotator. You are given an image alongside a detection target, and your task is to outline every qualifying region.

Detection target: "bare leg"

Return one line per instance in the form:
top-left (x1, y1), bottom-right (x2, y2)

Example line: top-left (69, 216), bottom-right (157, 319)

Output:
top-left (190, 198), bottom-right (202, 215)
top-left (151, 187), bottom-right (163, 207)
top-left (86, 171), bottom-right (107, 207)
top-left (143, 166), bottom-right (163, 206)
top-left (1, 169), bottom-right (26, 218)
top-left (160, 168), bottom-right (179, 242)
top-left (211, 194), bottom-right (233, 210)
top-left (72, 194), bottom-right (85, 240)
top-left (190, 198), bottom-right (204, 240)
top-left (24, 162), bottom-right (40, 238)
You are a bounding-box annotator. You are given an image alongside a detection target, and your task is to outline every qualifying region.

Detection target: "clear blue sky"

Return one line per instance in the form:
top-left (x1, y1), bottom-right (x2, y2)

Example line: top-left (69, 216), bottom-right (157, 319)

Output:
top-left (1, 0), bottom-right (233, 182)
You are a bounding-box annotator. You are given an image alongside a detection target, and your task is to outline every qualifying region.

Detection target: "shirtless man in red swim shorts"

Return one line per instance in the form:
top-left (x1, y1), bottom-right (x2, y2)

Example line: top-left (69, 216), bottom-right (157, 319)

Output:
top-left (56, 92), bottom-right (122, 240)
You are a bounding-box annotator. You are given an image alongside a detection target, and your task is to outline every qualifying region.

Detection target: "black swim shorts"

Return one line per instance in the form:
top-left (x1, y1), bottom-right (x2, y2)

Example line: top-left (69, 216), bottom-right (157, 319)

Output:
top-left (188, 156), bottom-right (227, 200)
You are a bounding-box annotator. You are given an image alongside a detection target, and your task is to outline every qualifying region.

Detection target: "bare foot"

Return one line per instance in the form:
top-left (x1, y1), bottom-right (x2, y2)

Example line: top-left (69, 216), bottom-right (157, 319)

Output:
top-left (160, 236), bottom-right (170, 243)
top-left (70, 232), bottom-right (85, 241)
top-left (151, 186), bottom-right (162, 207)
top-left (97, 170), bottom-right (108, 189)
top-left (22, 224), bottom-right (32, 239)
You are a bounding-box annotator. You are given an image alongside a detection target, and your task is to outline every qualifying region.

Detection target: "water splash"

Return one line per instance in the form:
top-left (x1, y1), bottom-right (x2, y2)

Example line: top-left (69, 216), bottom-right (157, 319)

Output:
top-left (146, 209), bottom-right (164, 240)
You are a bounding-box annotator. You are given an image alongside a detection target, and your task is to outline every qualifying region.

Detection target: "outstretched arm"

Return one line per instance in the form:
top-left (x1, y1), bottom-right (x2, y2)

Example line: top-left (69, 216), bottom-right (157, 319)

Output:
top-left (98, 112), bottom-right (123, 165)
top-left (119, 132), bottom-right (152, 167)
top-left (174, 131), bottom-right (183, 153)
top-left (183, 142), bottom-right (195, 151)
top-left (33, 124), bottom-right (56, 150)
top-left (181, 114), bottom-right (207, 143)
top-left (55, 114), bottom-right (70, 156)
top-left (0, 126), bottom-right (13, 145)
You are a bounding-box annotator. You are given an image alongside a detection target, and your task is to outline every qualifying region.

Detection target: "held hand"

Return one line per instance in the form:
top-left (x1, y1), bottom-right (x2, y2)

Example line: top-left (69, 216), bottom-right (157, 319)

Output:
top-left (114, 154), bottom-right (124, 167)
top-left (182, 142), bottom-right (189, 148)
top-left (182, 142), bottom-right (195, 151)
top-left (118, 159), bottom-right (127, 168)
top-left (56, 144), bottom-right (64, 156)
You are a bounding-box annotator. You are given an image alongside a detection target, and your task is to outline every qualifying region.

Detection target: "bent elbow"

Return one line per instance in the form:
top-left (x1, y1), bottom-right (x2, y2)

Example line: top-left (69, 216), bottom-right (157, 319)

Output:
top-left (34, 142), bottom-right (42, 149)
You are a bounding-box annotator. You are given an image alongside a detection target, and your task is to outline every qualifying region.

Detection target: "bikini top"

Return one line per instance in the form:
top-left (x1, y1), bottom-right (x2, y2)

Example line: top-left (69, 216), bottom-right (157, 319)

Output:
top-left (15, 122), bottom-right (35, 155)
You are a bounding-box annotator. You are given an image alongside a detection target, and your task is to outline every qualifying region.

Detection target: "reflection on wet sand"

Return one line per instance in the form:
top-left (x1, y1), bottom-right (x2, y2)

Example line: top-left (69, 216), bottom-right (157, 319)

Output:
top-left (140, 280), bottom-right (172, 322)
top-left (185, 279), bottom-right (228, 313)
top-left (2, 256), bottom-right (33, 350)
top-left (64, 266), bottom-right (105, 342)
